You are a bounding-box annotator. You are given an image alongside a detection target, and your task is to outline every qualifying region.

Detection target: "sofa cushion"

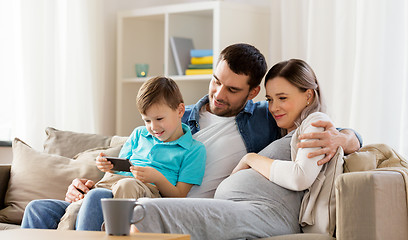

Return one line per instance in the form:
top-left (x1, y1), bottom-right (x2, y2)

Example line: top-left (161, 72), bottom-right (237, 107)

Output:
top-left (73, 145), bottom-right (122, 163)
top-left (0, 165), bottom-right (11, 210)
top-left (0, 138), bottom-right (121, 225)
top-left (0, 222), bottom-right (20, 230)
top-left (43, 127), bottom-right (112, 158)
top-left (259, 233), bottom-right (335, 240)
top-left (110, 136), bottom-right (128, 148)
top-left (343, 143), bottom-right (408, 173)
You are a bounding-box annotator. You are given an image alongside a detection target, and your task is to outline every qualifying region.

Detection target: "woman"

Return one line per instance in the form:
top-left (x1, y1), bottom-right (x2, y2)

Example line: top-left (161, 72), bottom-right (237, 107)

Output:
top-left (132, 59), bottom-right (336, 239)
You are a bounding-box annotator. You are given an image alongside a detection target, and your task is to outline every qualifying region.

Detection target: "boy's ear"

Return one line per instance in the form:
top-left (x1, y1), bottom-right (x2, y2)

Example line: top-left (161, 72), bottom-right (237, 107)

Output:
top-left (178, 103), bottom-right (185, 117)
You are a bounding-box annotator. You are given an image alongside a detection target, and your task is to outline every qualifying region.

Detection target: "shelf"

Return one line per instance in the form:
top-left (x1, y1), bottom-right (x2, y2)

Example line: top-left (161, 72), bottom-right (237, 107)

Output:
top-left (121, 74), bottom-right (212, 83)
top-left (0, 141), bottom-right (12, 147)
top-left (116, 1), bottom-right (270, 135)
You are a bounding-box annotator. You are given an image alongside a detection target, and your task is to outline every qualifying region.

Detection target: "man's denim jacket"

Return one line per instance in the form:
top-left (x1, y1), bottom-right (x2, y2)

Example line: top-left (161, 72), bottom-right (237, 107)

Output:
top-left (182, 95), bottom-right (279, 153)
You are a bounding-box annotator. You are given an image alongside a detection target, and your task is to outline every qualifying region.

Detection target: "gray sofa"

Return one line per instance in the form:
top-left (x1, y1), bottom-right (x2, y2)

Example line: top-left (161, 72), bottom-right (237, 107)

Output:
top-left (0, 128), bottom-right (407, 239)
top-left (0, 165), bottom-right (17, 230)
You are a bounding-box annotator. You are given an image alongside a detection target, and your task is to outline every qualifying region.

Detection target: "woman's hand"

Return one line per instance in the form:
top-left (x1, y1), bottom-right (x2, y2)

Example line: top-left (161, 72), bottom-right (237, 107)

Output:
top-left (95, 152), bottom-right (113, 173)
top-left (232, 153), bottom-right (274, 179)
top-left (231, 155), bottom-right (251, 174)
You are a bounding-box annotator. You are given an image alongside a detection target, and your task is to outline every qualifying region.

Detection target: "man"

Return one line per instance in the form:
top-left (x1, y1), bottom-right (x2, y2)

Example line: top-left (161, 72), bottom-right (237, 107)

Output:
top-left (183, 43), bottom-right (360, 197)
top-left (22, 43), bottom-right (361, 230)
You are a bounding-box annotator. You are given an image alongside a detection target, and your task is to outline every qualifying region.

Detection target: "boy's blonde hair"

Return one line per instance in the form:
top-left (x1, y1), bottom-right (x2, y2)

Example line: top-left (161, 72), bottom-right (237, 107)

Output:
top-left (136, 76), bottom-right (184, 114)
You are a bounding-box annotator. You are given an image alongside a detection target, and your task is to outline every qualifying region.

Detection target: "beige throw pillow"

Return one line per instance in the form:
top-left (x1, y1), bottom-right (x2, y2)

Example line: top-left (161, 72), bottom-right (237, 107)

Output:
top-left (0, 138), bottom-right (108, 224)
top-left (43, 127), bottom-right (112, 158)
top-left (73, 145), bottom-right (123, 162)
top-left (110, 136), bottom-right (128, 148)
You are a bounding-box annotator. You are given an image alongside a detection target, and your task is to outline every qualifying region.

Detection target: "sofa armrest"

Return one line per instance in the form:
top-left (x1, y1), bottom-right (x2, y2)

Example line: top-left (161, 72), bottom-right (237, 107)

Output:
top-left (335, 170), bottom-right (408, 240)
top-left (0, 165), bottom-right (11, 209)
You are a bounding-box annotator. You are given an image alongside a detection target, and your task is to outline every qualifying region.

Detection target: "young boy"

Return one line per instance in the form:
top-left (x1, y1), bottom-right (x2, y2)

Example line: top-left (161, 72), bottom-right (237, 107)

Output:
top-left (22, 76), bottom-right (206, 231)
top-left (96, 76), bottom-right (206, 198)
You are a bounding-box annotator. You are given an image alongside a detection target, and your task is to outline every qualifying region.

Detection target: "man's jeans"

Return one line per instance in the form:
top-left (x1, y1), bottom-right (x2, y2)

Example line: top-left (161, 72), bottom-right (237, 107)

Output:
top-left (21, 188), bottom-right (113, 230)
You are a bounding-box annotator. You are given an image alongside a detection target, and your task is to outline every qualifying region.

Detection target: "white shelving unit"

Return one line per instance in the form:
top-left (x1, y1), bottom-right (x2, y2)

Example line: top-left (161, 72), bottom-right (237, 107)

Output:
top-left (116, 1), bottom-right (270, 135)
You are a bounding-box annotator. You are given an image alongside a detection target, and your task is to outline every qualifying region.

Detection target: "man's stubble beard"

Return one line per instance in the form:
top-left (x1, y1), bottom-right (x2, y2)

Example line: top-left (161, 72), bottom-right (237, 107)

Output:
top-left (207, 93), bottom-right (249, 117)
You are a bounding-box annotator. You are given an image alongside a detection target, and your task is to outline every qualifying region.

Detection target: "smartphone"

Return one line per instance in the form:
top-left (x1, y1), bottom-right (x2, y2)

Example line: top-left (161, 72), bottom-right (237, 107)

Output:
top-left (105, 157), bottom-right (132, 172)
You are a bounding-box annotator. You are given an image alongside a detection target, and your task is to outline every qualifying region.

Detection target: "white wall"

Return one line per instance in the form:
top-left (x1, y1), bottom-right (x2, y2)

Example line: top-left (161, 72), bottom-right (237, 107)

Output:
top-left (266, 1), bottom-right (408, 156)
top-left (98, 0), bottom-right (271, 136)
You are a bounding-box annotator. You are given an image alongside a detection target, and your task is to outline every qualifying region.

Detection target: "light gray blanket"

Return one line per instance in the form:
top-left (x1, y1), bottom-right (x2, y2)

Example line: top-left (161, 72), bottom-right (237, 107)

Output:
top-left (135, 133), bottom-right (304, 240)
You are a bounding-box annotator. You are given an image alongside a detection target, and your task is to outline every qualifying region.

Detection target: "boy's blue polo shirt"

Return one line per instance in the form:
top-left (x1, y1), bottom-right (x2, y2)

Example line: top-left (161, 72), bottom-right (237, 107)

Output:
top-left (116, 123), bottom-right (206, 186)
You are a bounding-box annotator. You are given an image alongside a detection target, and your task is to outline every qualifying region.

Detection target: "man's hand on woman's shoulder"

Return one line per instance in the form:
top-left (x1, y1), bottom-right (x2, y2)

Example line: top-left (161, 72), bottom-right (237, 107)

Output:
top-left (297, 120), bottom-right (360, 166)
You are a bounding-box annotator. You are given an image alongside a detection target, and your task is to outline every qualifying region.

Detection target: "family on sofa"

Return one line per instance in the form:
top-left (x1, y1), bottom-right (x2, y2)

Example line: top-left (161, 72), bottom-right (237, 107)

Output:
top-left (17, 43), bottom-right (363, 239)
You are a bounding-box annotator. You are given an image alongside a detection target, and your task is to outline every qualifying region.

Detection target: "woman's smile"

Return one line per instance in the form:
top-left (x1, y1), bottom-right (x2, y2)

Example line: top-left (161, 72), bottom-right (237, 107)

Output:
top-left (273, 113), bottom-right (285, 120)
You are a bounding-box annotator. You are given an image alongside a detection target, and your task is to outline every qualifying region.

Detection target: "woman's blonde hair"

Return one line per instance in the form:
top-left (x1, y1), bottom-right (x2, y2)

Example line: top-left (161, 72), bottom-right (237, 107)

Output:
top-left (265, 59), bottom-right (325, 134)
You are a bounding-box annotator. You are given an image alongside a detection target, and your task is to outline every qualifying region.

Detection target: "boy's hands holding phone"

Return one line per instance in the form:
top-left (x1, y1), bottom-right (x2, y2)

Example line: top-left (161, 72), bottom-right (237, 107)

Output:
top-left (130, 166), bottom-right (192, 197)
top-left (96, 152), bottom-right (114, 173)
top-left (130, 166), bottom-right (163, 184)
top-left (96, 152), bottom-right (164, 184)
top-left (96, 153), bottom-right (133, 172)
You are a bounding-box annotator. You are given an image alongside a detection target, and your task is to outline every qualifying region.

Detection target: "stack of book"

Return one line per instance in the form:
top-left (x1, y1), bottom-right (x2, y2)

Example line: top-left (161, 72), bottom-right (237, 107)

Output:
top-left (185, 49), bottom-right (213, 75)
